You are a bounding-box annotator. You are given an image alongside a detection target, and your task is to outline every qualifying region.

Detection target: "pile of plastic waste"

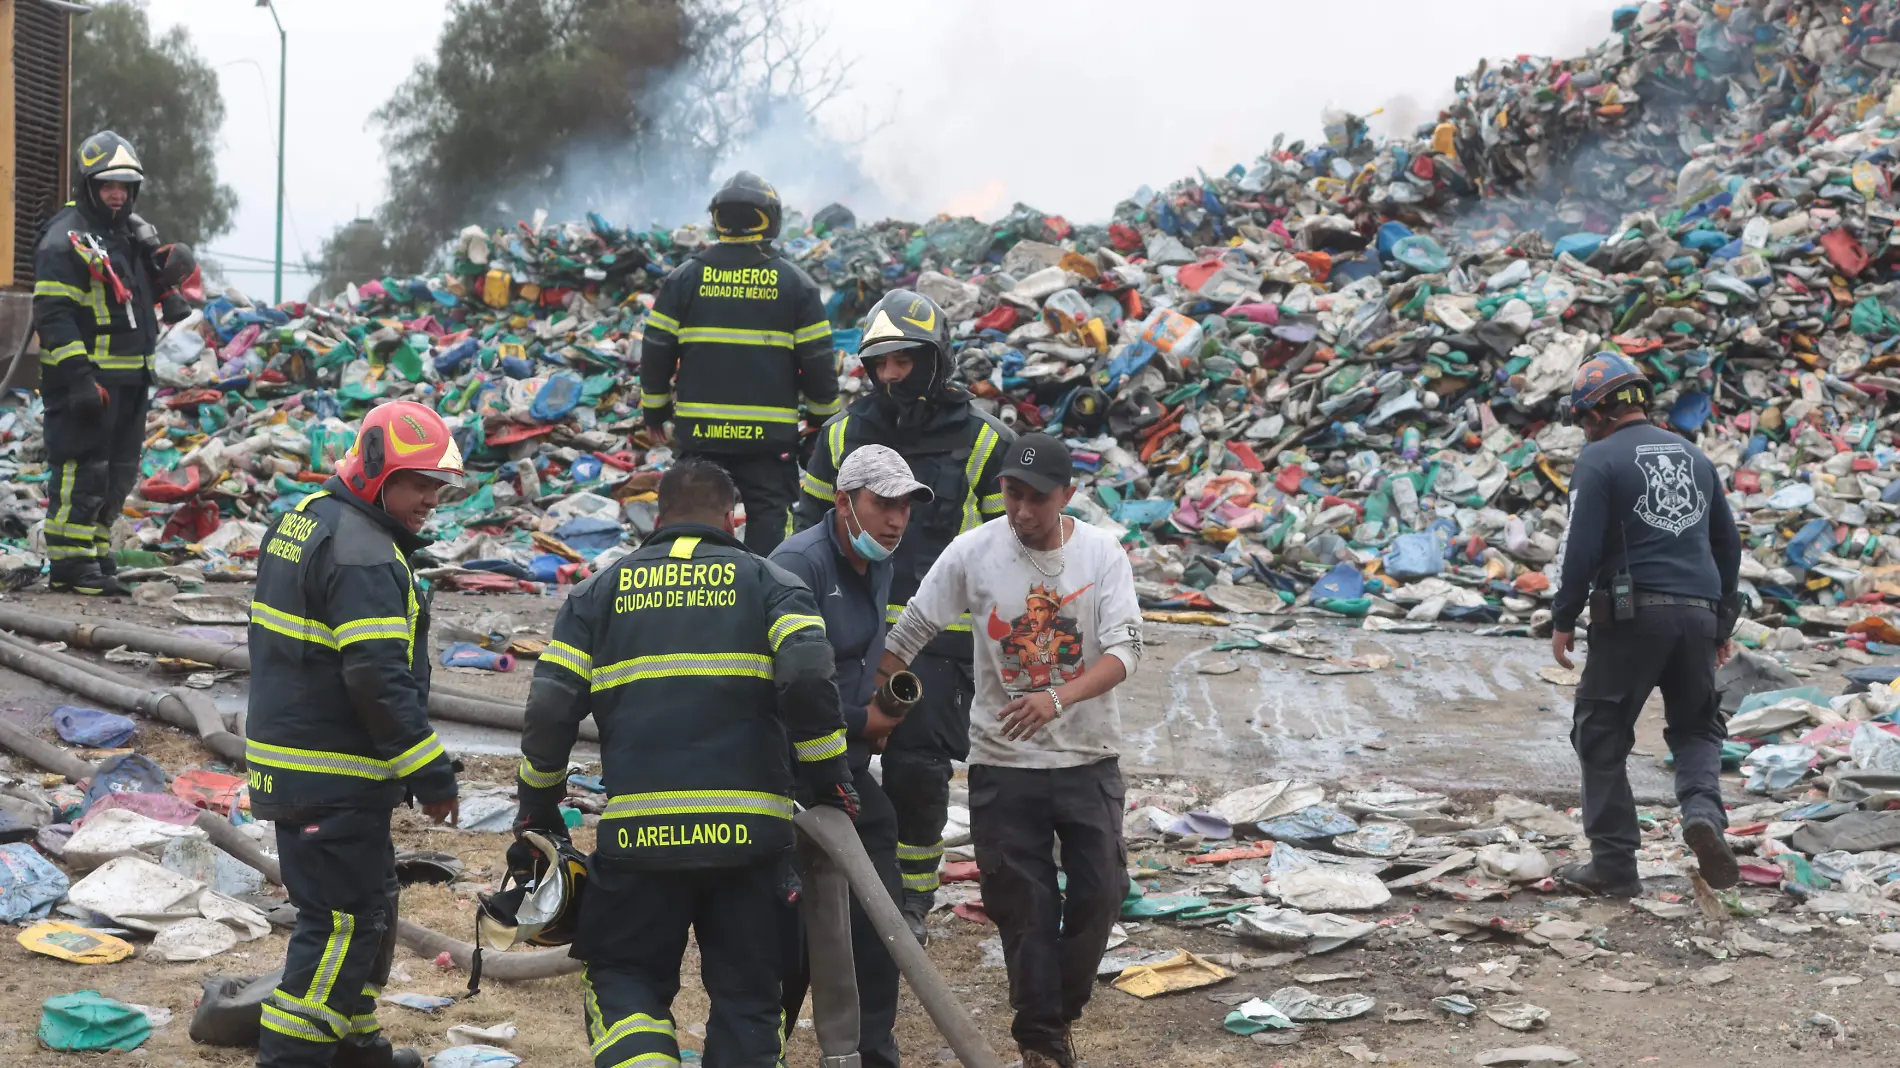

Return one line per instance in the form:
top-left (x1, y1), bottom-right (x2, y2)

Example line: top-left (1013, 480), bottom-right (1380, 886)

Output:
top-left (5, 1), bottom-right (1900, 643)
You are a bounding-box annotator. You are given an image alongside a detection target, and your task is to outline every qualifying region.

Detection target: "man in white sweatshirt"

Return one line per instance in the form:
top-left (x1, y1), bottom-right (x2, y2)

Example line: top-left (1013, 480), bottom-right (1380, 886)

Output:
top-left (881, 432), bottom-right (1142, 1068)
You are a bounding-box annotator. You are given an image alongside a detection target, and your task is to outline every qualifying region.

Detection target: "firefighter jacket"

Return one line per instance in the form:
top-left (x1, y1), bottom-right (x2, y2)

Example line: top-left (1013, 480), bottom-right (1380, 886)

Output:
top-left (244, 478), bottom-right (456, 816)
top-left (516, 522), bottom-right (850, 870)
top-left (32, 201), bottom-right (161, 389)
top-left (794, 391), bottom-right (1014, 659)
top-left (638, 241), bottom-right (839, 453)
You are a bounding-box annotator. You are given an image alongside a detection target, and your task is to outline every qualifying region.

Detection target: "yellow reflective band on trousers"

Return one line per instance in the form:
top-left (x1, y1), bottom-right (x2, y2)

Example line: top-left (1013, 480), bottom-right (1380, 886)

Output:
top-left (886, 604), bottom-right (972, 632)
top-left (896, 840), bottom-right (945, 861)
top-left (768, 613), bottom-right (824, 650)
top-left (677, 326), bottom-right (792, 347)
top-left (794, 728), bottom-right (846, 763)
top-left (591, 1012), bottom-right (678, 1059)
top-left (961, 425), bottom-right (1002, 532)
top-left (245, 733), bottom-right (445, 782)
top-left (519, 758), bottom-right (566, 789)
top-left (251, 601), bottom-right (339, 649)
top-left (601, 790), bottom-right (794, 822)
top-left (800, 469), bottom-right (834, 501)
top-left (675, 401), bottom-right (798, 424)
top-left (260, 1003), bottom-right (338, 1044)
top-left (589, 652), bottom-right (772, 692)
top-left (541, 639), bottom-right (592, 681)
top-left (902, 871), bottom-right (942, 892)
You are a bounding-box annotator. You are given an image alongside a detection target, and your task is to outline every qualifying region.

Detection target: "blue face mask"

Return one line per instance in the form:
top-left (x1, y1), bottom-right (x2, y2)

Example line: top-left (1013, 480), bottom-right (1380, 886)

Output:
top-left (846, 498), bottom-right (895, 562)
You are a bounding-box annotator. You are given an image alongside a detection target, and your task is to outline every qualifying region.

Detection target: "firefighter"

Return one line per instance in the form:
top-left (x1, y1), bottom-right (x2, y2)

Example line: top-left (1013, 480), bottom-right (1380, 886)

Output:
top-left (34, 129), bottom-right (194, 595)
top-left (793, 288), bottom-right (1015, 941)
top-left (247, 400), bottom-right (463, 1068)
top-left (516, 457), bottom-right (856, 1068)
top-left (639, 171), bottom-right (839, 556)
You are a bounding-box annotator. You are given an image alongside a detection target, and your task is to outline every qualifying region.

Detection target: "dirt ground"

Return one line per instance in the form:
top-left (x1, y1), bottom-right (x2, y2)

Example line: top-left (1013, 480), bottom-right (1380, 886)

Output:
top-left (0, 587), bottom-right (1895, 1067)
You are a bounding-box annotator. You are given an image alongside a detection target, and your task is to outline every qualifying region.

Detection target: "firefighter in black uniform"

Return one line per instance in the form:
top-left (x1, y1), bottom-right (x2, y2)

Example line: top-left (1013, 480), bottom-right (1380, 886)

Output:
top-left (640, 171), bottom-right (840, 555)
top-left (516, 458), bottom-right (857, 1068)
top-left (247, 400), bottom-right (464, 1068)
top-left (34, 130), bottom-right (194, 595)
top-left (794, 289), bottom-right (1014, 940)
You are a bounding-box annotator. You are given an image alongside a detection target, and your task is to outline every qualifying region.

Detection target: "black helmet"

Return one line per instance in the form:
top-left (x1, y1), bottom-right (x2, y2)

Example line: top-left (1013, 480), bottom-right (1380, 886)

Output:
top-left (75, 130), bottom-right (143, 223)
top-left (475, 830), bottom-right (588, 950)
top-left (709, 170), bottom-right (782, 241)
top-left (859, 288), bottom-right (951, 424)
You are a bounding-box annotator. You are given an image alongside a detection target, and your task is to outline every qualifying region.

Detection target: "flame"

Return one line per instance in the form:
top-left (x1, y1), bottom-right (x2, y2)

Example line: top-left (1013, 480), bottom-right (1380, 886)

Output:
top-left (941, 179), bottom-right (1009, 221)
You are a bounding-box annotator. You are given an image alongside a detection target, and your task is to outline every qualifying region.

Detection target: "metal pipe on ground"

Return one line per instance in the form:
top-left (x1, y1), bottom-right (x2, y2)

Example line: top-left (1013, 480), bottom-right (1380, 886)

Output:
top-left (0, 604), bottom-right (594, 741)
top-left (794, 806), bottom-right (1005, 1068)
top-left (0, 629), bottom-right (245, 761)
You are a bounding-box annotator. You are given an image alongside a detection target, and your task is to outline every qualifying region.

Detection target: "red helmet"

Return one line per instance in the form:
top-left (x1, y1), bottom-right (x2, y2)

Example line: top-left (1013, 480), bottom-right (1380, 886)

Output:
top-left (337, 400), bottom-right (466, 504)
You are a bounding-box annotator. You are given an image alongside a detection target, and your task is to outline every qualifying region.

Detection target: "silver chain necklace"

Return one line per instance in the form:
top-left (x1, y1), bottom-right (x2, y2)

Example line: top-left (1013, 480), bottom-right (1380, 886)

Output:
top-left (1010, 516), bottom-right (1069, 578)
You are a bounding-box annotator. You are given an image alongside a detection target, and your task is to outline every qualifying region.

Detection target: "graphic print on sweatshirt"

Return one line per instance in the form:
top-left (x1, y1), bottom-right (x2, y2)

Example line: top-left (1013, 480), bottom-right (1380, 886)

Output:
top-left (1632, 442), bottom-right (1707, 536)
top-left (986, 582), bottom-right (1093, 691)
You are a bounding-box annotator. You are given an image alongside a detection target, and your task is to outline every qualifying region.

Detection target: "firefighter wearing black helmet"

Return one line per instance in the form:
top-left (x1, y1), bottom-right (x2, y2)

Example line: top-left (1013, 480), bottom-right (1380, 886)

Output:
top-left (794, 288), bottom-right (1015, 940)
top-left (639, 171), bottom-right (839, 555)
top-left (33, 130), bottom-right (196, 596)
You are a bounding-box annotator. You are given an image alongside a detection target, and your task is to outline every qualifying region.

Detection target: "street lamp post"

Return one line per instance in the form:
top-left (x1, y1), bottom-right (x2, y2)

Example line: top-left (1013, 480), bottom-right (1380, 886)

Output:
top-left (258, 0), bottom-right (286, 304)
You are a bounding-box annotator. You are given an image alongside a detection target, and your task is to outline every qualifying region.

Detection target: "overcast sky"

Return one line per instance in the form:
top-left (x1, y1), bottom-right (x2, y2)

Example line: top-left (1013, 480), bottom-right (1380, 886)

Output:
top-left (142, 0), bottom-right (1625, 299)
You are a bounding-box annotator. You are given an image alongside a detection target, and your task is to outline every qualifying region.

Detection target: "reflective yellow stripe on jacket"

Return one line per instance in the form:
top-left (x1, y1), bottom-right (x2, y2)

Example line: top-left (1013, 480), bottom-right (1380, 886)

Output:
top-left (677, 326), bottom-right (792, 347)
top-left (601, 789), bottom-right (794, 822)
top-left (675, 401), bottom-right (799, 424)
top-left (960, 424), bottom-right (1002, 532)
top-left (245, 733), bottom-right (446, 782)
top-left (589, 652), bottom-right (773, 692)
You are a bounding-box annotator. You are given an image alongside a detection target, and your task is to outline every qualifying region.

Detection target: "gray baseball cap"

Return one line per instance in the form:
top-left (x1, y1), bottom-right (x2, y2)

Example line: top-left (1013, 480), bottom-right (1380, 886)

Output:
top-left (836, 444), bottom-right (934, 502)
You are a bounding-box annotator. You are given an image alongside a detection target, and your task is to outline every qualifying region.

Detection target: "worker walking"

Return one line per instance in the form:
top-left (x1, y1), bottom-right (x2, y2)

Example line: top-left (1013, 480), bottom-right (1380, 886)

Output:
top-left (516, 458), bottom-right (856, 1068)
top-left (794, 289), bottom-right (1014, 941)
top-left (640, 171), bottom-right (839, 555)
top-left (247, 400), bottom-right (464, 1068)
top-left (770, 445), bottom-right (935, 1068)
top-left (34, 129), bottom-right (195, 595)
top-left (1549, 352), bottom-right (1742, 897)
top-left (881, 433), bottom-right (1143, 1068)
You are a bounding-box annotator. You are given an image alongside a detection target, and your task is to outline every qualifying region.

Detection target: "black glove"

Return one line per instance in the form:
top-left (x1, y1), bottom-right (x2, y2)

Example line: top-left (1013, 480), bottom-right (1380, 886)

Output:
top-left (160, 292), bottom-right (191, 324)
top-left (127, 212), bottom-right (161, 256)
top-left (813, 781), bottom-right (860, 823)
top-left (69, 371), bottom-right (106, 421)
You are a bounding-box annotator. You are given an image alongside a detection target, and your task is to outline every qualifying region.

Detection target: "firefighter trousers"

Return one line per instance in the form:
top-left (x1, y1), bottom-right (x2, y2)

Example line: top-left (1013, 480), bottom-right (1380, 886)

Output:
top-left (683, 448), bottom-right (796, 556)
top-left (257, 806), bottom-right (399, 1068)
top-left (575, 857), bottom-right (786, 1068)
top-left (883, 651), bottom-right (973, 904)
top-left (44, 380), bottom-right (149, 570)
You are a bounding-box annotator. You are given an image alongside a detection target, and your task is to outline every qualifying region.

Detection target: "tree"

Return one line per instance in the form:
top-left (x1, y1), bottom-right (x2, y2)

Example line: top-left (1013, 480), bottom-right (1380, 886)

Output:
top-left (371, 0), bottom-right (689, 272)
top-left (305, 219), bottom-right (396, 303)
top-left (70, 1), bottom-right (237, 247)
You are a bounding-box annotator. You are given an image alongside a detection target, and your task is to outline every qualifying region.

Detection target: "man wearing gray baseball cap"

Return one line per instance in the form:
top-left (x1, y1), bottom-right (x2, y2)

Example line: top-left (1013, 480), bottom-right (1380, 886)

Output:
top-left (769, 444), bottom-right (932, 1068)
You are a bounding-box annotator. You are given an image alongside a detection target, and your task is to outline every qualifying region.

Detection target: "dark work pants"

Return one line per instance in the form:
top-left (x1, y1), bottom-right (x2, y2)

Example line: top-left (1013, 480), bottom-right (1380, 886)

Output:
top-left (44, 380), bottom-right (149, 572)
top-left (780, 765), bottom-right (902, 1068)
top-left (1572, 604), bottom-right (1728, 879)
top-left (969, 759), bottom-right (1128, 1056)
top-left (257, 807), bottom-right (399, 1068)
top-left (575, 858), bottom-right (785, 1068)
top-left (883, 651), bottom-right (973, 900)
top-left (686, 449), bottom-right (797, 556)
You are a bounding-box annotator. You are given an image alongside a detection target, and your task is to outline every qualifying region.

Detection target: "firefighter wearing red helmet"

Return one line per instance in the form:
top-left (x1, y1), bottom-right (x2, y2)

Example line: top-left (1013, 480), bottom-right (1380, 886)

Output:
top-left (247, 400), bottom-right (465, 1068)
